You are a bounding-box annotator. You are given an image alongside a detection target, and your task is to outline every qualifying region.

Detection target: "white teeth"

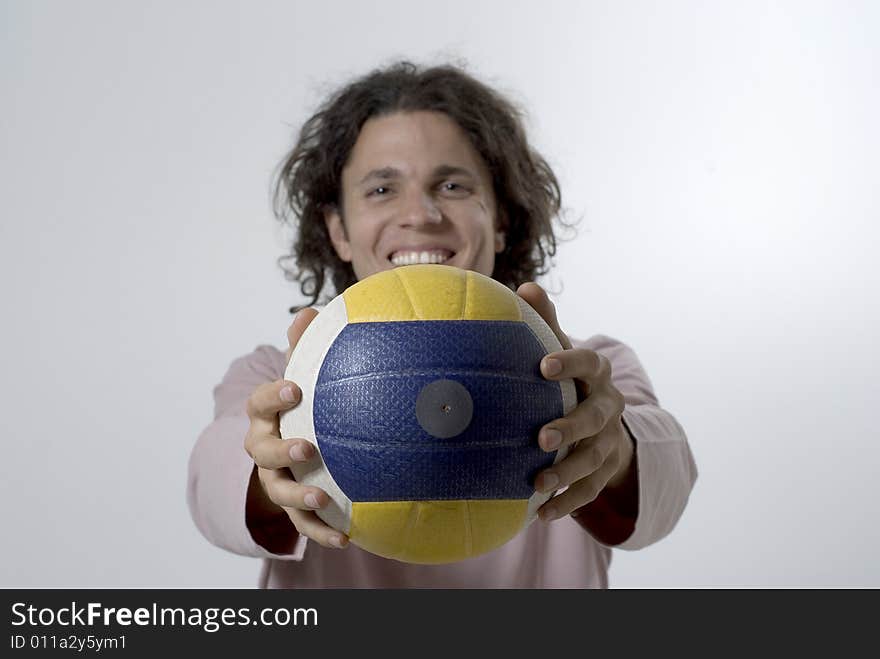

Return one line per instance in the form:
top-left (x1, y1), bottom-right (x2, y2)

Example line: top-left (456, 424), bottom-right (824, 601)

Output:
top-left (390, 250), bottom-right (452, 266)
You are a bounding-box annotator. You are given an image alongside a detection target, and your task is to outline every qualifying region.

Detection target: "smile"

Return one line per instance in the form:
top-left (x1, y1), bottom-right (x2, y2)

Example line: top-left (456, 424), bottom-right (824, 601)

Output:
top-left (389, 249), bottom-right (454, 266)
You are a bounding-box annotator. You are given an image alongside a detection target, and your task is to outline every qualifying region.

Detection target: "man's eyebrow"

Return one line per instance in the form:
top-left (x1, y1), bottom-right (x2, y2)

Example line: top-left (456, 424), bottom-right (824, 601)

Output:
top-left (358, 165), bottom-right (478, 185)
top-left (433, 165), bottom-right (477, 179)
top-left (358, 167), bottom-right (402, 185)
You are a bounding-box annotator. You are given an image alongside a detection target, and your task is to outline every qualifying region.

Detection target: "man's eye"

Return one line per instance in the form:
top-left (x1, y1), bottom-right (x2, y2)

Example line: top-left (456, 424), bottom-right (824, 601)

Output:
top-left (368, 186), bottom-right (390, 197)
top-left (442, 182), bottom-right (469, 194)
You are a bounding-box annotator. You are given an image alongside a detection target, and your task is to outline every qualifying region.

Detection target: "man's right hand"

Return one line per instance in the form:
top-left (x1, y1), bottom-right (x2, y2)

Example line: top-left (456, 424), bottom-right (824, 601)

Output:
top-left (243, 308), bottom-right (350, 550)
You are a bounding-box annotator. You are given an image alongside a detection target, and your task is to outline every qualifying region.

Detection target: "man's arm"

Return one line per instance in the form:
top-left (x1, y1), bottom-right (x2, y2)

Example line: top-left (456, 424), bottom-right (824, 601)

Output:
top-left (571, 334), bottom-right (697, 549)
top-left (186, 344), bottom-right (306, 559)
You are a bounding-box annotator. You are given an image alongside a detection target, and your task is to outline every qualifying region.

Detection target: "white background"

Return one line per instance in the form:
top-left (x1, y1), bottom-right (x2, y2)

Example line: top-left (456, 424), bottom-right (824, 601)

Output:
top-left (2, 0), bottom-right (877, 587)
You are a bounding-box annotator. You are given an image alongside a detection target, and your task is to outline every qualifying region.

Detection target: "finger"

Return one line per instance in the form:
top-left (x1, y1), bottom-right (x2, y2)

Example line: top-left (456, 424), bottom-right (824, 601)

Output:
top-left (246, 379), bottom-right (302, 423)
top-left (258, 466), bottom-right (329, 512)
top-left (286, 508), bottom-right (349, 549)
top-left (286, 307), bottom-right (320, 364)
top-left (244, 380), bottom-right (303, 457)
top-left (538, 450), bottom-right (620, 521)
top-left (534, 431), bottom-right (618, 494)
top-left (537, 388), bottom-right (625, 452)
top-left (247, 435), bottom-right (315, 469)
top-left (516, 282), bottom-right (573, 350)
top-left (257, 468), bottom-right (349, 549)
top-left (540, 348), bottom-right (609, 384)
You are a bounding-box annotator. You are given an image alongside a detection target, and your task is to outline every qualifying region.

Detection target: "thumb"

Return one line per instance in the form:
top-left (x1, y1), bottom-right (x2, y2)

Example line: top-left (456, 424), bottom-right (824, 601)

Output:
top-left (516, 282), bottom-right (572, 351)
top-left (285, 307), bottom-right (320, 364)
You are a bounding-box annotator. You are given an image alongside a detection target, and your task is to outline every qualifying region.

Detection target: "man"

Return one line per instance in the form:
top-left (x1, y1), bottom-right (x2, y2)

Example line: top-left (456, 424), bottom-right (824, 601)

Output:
top-left (187, 61), bottom-right (697, 588)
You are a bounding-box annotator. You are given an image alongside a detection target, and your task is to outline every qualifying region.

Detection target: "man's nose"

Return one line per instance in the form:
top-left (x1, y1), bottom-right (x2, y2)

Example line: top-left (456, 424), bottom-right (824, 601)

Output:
top-left (399, 192), bottom-right (442, 226)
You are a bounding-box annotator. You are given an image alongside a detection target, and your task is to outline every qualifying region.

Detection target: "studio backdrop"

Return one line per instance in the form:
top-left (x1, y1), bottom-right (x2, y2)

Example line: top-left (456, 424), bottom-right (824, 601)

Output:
top-left (1, 0), bottom-right (877, 587)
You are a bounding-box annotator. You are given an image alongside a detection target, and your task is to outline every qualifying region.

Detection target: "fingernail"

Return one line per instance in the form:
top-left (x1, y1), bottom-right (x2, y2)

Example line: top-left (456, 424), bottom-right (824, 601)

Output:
top-left (542, 428), bottom-right (562, 451)
top-left (329, 535), bottom-right (346, 548)
top-left (543, 357), bottom-right (562, 377)
top-left (304, 493), bottom-right (321, 509)
top-left (538, 472), bottom-right (559, 492)
top-left (280, 385), bottom-right (296, 403)
top-left (290, 443), bottom-right (311, 462)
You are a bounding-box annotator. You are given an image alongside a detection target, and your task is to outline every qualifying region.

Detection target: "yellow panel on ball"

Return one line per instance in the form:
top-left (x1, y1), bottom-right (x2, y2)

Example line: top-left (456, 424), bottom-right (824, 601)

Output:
top-left (342, 263), bottom-right (522, 322)
top-left (349, 500), bottom-right (528, 564)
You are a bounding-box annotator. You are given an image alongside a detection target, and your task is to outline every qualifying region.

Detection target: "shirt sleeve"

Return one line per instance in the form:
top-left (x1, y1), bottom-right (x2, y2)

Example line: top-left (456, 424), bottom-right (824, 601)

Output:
top-left (186, 345), bottom-right (308, 560)
top-left (576, 334), bottom-right (698, 550)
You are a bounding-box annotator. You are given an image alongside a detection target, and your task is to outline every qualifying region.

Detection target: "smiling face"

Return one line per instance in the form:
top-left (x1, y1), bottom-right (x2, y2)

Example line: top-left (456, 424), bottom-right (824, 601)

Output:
top-left (324, 111), bottom-right (505, 280)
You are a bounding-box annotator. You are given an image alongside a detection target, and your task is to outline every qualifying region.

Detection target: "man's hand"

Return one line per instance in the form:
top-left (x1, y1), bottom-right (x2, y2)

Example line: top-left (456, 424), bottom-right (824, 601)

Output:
top-left (516, 283), bottom-right (636, 523)
top-left (243, 308), bottom-right (349, 550)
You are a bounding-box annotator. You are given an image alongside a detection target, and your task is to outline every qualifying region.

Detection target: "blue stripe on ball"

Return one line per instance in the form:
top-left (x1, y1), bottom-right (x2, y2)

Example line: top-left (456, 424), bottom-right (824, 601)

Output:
top-left (313, 321), bottom-right (563, 501)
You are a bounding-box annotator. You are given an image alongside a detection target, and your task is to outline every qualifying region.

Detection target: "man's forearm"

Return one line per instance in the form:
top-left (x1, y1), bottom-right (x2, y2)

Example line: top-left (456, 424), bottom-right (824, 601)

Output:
top-left (245, 465), bottom-right (299, 554)
top-left (572, 426), bottom-right (639, 546)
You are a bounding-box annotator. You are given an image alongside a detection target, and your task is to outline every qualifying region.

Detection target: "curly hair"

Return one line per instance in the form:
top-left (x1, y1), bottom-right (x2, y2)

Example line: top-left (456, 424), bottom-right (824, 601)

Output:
top-left (273, 60), bottom-right (567, 312)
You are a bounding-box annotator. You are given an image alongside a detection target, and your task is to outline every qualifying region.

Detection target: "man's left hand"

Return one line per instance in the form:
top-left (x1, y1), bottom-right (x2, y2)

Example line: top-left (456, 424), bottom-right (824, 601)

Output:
top-left (517, 283), bottom-right (635, 521)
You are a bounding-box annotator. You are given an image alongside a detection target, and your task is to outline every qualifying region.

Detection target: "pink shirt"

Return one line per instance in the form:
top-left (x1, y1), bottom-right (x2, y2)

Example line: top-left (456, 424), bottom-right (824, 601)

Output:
top-left (187, 334), bottom-right (697, 588)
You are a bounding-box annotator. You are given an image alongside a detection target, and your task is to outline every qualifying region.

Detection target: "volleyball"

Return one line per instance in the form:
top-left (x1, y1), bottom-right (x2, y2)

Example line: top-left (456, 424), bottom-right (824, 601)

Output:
top-left (279, 264), bottom-right (576, 564)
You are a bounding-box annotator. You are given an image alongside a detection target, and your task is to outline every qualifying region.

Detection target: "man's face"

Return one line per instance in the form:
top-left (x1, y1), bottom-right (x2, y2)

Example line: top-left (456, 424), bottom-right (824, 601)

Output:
top-left (324, 111), bottom-right (504, 280)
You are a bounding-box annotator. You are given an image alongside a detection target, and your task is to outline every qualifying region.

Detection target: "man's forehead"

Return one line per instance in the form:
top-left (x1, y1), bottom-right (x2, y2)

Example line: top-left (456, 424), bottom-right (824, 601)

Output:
top-left (343, 111), bottom-right (489, 183)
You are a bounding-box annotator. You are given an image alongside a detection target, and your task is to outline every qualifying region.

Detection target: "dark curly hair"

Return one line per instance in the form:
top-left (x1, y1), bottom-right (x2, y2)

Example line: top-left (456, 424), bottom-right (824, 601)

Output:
top-left (273, 60), bottom-right (567, 312)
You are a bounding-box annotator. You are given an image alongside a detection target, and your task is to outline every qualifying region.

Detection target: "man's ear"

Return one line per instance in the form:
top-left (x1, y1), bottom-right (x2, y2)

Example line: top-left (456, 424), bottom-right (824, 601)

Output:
top-left (323, 205), bottom-right (352, 262)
